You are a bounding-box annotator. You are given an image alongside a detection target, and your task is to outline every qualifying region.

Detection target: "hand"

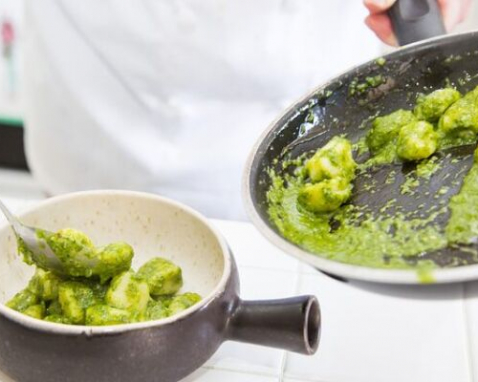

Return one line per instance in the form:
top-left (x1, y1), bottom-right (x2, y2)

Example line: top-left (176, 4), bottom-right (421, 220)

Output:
top-left (364, 0), bottom-right (472, 46)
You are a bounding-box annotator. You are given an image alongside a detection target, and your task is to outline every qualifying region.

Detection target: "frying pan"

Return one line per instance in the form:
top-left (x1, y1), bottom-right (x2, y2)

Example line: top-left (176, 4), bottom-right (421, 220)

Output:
top-left (244, 0), bottom-right (478, 284)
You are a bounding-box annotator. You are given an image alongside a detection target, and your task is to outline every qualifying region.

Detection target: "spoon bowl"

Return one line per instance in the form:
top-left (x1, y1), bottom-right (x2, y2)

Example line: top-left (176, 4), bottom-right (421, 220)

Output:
top-left (0, 199), bottom-right (100, 276)
top-left (0, 199), bottom-right (66, 274)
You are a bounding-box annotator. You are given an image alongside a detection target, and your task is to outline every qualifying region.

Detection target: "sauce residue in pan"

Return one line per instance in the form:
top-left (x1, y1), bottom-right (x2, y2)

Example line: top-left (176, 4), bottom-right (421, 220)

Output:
top-left (267, 86), bottom-right (478, 271)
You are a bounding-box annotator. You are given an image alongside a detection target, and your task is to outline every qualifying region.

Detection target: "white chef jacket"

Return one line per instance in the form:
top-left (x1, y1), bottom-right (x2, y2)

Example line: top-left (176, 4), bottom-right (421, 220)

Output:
top-left (23, 0), bottom-right (382, 220)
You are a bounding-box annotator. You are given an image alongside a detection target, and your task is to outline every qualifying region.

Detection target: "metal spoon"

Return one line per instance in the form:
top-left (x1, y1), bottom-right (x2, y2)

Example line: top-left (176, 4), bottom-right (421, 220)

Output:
top-left (0, 199), bottom-right (97, 276)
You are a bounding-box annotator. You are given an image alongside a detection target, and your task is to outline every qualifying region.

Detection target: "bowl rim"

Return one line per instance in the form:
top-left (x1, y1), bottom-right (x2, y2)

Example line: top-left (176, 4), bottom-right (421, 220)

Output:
top-left (242, 31), bottom-right (478, 285)
top-left (0, 190), bottom-right (232, 335)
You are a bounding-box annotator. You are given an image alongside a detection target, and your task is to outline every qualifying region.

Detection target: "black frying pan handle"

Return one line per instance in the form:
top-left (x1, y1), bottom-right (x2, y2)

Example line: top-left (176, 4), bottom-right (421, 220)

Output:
top-left (388, 0), bottom-right (446, 45)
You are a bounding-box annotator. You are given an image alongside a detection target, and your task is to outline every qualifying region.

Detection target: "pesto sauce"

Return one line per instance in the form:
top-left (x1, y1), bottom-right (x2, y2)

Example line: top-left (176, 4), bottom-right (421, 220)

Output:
top-left (266, 86), bottom-right (478, 273)
top-left (416, 267), bottom-right (436, 284)
top-left (416, 156), bottom-right (441, 178)
top-left (7, 229), bottom-right (202, 326)
top-left (267, 169), bottom-right (446, 269)
top-left (446, 163), bottom-right (478, 243)
top-left (349, 75), bottom-right (385, 96)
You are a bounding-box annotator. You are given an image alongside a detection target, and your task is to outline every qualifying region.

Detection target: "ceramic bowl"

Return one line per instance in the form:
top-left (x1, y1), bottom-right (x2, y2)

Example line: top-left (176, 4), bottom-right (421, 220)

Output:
top-left (0, 191), bottom-right (320, 382)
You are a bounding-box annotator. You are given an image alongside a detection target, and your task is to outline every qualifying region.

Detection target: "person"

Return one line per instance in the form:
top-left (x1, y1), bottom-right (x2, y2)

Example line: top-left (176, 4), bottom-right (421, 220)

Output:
top-left (22, 0), bottom-right (471, 220)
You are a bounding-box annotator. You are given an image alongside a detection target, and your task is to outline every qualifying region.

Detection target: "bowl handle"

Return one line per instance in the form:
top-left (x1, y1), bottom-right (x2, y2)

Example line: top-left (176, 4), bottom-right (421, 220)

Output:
top-left (225, 295), bottom-right (320, 355)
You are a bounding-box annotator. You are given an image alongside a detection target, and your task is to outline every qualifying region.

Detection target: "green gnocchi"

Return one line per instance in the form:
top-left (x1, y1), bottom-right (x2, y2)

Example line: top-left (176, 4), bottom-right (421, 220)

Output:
top-left (6, 229), bottom-right (201, 326)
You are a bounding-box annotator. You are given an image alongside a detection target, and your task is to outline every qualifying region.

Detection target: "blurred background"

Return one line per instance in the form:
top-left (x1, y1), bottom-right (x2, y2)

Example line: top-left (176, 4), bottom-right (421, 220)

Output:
top-left (0, 0), bottom-right (24, 168)
top-left (2, 1), bottom-right (478, 170)
top-left (1, 0), bottom-right (477, 215)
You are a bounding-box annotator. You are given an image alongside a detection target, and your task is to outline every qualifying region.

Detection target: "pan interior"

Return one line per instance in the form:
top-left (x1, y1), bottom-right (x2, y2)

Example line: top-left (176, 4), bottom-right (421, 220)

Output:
top-left (251, 32), bottom-right (478, 270)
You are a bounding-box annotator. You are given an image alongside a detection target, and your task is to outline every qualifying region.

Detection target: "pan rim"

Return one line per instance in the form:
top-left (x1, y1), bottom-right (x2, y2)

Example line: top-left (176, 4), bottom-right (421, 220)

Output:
top-left (242, 30), bottom-right (478, 285)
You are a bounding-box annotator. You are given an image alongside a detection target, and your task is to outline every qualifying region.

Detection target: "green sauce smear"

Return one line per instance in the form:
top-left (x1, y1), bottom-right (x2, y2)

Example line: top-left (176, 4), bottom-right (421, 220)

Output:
top-left (267, 86), bottom-right (478, 276)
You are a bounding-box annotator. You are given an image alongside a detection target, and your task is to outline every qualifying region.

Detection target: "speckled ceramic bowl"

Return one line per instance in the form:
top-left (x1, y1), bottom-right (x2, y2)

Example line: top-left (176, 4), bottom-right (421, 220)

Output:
top-left (0, 191), bottom-right (320, 382)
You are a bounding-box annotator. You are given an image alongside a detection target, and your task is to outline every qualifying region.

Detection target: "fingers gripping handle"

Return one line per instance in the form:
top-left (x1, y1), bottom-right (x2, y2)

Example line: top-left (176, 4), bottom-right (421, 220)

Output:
top-left (389, 0), bottom-right (446, 45)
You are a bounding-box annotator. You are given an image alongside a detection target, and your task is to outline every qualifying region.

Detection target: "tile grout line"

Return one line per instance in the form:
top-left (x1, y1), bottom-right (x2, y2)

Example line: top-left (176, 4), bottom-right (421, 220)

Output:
top-left (278, 351), bottom-right (288, 382)
top-left (280, 374), bottom-right (330, 382)
top-left (200, 364), bottom-right (278, 379)
top-left (462, 282), bottom-right (476, 382)
top-left (236, 264), bottom-right (301, 275)
top-left (279, 263), bottom-right (305, 382)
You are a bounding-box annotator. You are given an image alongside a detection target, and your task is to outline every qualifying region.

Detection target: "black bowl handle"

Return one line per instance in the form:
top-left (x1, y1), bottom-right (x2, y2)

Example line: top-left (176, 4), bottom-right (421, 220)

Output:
top-left (388, 0), bottom-right (446, 45)
top-left (226, 295), bottom-right (320, 355)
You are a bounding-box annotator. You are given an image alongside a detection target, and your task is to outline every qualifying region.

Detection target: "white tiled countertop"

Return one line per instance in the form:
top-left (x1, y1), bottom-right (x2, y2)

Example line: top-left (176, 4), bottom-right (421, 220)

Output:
top-left (0, 169), bottom-right (477, 382)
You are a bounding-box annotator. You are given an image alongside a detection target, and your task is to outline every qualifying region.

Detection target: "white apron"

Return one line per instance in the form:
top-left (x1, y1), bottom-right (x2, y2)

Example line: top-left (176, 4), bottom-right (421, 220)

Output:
top-left (23, 0), bottom-right (382, 219)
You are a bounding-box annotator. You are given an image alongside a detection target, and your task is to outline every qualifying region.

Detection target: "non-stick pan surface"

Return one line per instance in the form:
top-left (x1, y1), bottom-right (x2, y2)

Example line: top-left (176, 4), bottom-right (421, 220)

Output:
top-left (244, 31), bottom-right (478, 284)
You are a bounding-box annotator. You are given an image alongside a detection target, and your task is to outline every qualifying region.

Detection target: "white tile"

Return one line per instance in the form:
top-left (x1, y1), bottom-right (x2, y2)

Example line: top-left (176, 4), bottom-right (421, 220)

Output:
top-left (211, 219), bottom-right (299, 272)
top-left (205, 267), bottom-right (298, 375)
top-left (0, 168), bottom-right (44, 200)
top-left (237, 267), bottom-right (299, 300)
top-left (181, 368), bottom-right (277, 382)
top-left (206, 343), bottom-right (283, 378)
top-left (463, 281), bottom-right (478, 380)
top-left (285, 272), bottom-right (470, 382)
top-left (299, 263), bottom-right (320, 275)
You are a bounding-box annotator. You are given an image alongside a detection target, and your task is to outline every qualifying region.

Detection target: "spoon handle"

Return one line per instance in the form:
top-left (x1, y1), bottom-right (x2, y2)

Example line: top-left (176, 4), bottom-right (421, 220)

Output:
top-left (0, 199), bottom-right (23, 234)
